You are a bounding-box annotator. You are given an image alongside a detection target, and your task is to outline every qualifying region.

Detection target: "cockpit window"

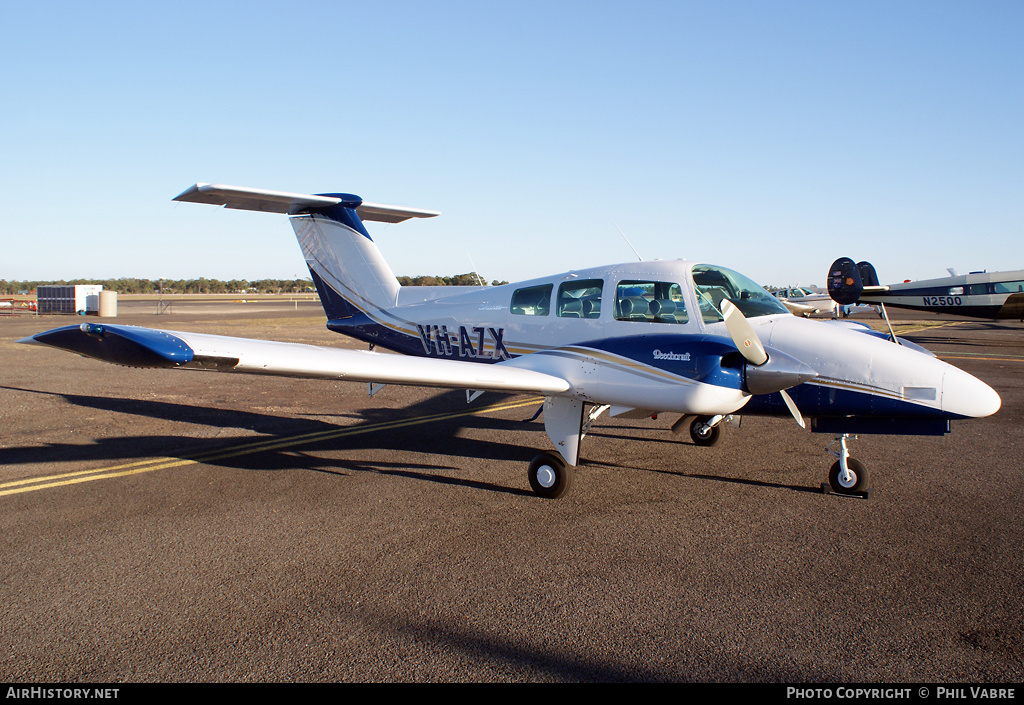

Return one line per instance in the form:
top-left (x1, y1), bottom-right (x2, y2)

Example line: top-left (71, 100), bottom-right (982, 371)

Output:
top-left (691, 265), bottom-right (789, 322)
top-left (510, 284), bottom-right (552, 316)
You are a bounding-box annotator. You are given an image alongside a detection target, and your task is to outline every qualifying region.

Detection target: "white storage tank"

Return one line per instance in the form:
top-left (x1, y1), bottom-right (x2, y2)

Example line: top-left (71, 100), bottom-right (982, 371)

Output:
top-left (98, 290), bottom-right (118, 317)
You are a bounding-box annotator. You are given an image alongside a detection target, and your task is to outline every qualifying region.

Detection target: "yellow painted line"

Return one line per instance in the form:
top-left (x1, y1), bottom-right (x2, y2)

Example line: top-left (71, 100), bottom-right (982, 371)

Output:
top-left (939, 355), bottom-right (1024, 363)
top-left (888, 321), bottom-right (962, 334)
top-left (1, 396), bottom-right (545, 498)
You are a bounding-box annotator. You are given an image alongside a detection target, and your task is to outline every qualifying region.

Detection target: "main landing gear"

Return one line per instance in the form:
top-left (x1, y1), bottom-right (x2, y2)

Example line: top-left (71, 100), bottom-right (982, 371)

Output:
top-left (525, 401), bottom-right (872, 500)
top-left (823, 434), bottom-right (870, 498)
top-left (526, 397), bottom-right (587, 499)
top-left (527, 452), bottom-right (574, 499)
top-left (689, 415), bottom-right (722, 447)
top-left (670, 414), bottom-right (727, 446)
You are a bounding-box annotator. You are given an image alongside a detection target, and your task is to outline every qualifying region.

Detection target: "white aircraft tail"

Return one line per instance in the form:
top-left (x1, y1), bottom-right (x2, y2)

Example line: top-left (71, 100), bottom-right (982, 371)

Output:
top-left (173, 184), bottom-right (439, 319)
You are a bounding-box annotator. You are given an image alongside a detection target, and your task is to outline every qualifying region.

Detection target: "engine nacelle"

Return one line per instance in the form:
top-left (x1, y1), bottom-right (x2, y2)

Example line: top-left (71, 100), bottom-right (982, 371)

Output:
top-left (744, 347), bottom-right (817, 396)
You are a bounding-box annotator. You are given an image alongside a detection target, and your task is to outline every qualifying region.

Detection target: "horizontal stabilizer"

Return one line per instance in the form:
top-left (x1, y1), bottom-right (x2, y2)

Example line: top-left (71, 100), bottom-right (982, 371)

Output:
top-left (173, 183), bottom-right (440, 222)
top-left (173, 183), bottom-right (340, 214)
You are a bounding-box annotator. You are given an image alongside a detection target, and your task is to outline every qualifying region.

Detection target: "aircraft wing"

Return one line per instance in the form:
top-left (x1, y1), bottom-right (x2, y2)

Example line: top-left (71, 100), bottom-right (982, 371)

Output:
top-left (19, 323), bottom-right (570, 394)
top-left (778, 300), bottom-right (818, 315)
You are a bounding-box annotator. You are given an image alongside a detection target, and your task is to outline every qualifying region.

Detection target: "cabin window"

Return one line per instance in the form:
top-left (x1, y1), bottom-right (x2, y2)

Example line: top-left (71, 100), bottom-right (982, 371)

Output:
top-left (510, 284), bottom-right (552, 316)
top-left (691, 264), bottom-right (788, 322)
top-left (992, 281), bottom-right (1024, 294)
top-left (614, 280), bottom-right (689, 324)
top-left (556, 279), bottom-right (603, 319)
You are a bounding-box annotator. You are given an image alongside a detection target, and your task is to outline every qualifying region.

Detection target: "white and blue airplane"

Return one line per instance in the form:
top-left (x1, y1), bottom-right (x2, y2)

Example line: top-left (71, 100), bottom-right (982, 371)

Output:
top-left (20, 184), bottom-right (1002, 499)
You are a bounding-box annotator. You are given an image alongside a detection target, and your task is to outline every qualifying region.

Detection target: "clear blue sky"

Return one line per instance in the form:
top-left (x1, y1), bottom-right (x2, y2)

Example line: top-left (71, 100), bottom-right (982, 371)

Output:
top-left (2, 1), bottom-right (1021, 288)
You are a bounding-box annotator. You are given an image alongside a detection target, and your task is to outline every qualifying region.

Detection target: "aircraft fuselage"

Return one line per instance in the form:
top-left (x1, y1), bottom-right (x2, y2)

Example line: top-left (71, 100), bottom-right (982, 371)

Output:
top-left (324, 258), bottom-right (1000, 429)
top-left (860, 269), bottom-right (1024, 320)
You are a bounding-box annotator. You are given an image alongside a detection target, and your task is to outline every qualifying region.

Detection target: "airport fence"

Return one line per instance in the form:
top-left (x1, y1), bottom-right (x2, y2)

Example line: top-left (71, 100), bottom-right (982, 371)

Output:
top-left (0, 299), bottom-right (38, 316)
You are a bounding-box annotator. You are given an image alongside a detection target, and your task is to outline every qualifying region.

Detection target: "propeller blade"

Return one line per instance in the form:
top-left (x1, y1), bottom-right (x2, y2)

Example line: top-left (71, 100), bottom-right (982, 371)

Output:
top-left (780, 390), bottom-right (806, 429)
top-left (721, 301), bottom-right (817, 408)
top-left (721, 299), bottom-right (768, 365)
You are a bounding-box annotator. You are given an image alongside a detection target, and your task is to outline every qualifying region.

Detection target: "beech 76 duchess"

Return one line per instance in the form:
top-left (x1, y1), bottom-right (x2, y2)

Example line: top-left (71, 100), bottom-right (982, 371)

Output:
top-left (20, 185), bottom-right (1002, 499)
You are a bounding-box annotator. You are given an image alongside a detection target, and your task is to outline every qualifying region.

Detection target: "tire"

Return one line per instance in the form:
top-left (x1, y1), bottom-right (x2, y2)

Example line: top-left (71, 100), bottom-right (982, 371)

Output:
top-left (528, 452), bottom-right (574, 499)
top-left (828, 458), bottom-right (869, 495)
top-left (689, 417), bottom-right (721, 447)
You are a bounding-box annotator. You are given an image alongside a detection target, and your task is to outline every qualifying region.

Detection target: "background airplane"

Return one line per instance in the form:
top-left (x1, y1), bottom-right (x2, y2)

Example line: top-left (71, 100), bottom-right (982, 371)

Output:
top-left (828, 257), bottom-right (1024, 321)
top-left (769, 286), bottom-right (830, 316)
top-left (767, 286), bottom-right (875, 318)
top-left (19, 186), bottom-right (1002, 499)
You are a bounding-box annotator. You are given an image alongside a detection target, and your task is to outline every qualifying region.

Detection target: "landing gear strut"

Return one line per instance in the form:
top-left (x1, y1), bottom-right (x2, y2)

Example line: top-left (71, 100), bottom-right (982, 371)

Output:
top-left (824, 434), bottom-right (870, 497)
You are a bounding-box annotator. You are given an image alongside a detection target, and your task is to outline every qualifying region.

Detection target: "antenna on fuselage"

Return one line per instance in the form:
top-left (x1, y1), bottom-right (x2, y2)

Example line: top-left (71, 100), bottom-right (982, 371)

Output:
top-left (615, 224), bottom-right (644, 261)
top-left (467, 253), bottom-right (485, 286)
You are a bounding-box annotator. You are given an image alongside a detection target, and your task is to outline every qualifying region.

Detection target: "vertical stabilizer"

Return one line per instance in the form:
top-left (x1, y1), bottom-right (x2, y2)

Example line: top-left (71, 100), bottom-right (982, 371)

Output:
top-left (172, 184), bottom-right (439, 321)
top-left (291, 206), bottom-right (401, 319)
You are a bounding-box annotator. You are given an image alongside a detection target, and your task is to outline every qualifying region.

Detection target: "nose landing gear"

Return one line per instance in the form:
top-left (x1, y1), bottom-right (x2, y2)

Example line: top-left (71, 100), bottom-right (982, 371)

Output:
top-left (823, 434), bottom-right (870, 498)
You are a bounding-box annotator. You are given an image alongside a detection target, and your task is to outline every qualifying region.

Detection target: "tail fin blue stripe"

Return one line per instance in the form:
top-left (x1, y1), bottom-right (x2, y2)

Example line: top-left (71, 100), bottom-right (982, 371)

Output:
top-left (310, 195), bottom-right (372, 240)
top-left (308, 269), bottom-right (363, 319)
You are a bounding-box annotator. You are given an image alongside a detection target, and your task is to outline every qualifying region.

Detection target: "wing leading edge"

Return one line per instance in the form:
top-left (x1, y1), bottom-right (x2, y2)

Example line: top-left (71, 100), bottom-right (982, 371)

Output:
top-left (19, 323), bottom-right (570, 394)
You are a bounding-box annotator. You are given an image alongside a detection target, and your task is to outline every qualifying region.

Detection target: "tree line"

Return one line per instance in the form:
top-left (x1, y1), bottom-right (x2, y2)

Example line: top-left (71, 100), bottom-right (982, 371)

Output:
top-left (1, 273), bottom-right (507, 296)
top-left (397, 273), bottom-right (508, 287)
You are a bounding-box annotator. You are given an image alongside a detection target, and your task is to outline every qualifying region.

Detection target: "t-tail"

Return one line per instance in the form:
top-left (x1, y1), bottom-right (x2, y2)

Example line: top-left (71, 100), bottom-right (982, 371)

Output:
top-left (173, 184), bottom-right (439, 320)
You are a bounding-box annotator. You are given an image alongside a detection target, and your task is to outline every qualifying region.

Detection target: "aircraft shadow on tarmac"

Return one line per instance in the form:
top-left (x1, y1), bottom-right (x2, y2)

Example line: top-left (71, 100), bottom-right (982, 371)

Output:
top-left (367, 610), bottom-right (707, 683)
top-left (4, 385), bottom-right (817, 497)
top-left (3, 385), bottom-right (545, 497)
top-left (579, 435), bottom-right (821, 496)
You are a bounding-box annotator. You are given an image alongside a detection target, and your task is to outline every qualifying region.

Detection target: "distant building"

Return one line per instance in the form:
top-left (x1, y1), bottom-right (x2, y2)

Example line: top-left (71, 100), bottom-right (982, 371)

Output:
top-left (37, 285), bottom-right (103, 314)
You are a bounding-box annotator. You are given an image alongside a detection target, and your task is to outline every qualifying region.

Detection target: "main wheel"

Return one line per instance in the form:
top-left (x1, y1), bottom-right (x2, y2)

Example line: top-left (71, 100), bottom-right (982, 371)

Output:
top-left (828, 458), bottom-right (869, 495)
top-left (689, 417), bottom-right (721, 446)
top-left (528, 452), bottom-right (574, 499)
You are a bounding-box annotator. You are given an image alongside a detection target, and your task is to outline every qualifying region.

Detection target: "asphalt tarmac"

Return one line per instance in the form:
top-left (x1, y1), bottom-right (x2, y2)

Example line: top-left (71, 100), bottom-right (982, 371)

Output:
top-left (2, 301), bottom-right (1022, 683)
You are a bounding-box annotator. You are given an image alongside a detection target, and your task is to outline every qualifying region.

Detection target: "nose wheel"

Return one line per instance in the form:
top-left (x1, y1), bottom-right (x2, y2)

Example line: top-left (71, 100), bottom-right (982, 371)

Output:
top-left (823, 434), bottom-right (870, 498)
top-left (828, 457), bottom-right (869, 495)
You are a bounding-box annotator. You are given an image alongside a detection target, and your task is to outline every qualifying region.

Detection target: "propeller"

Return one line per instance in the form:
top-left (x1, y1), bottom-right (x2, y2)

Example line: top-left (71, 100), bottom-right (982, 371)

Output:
top-left (721, 300), bottom-right (816, 428)
top-left (721, 298), bottom-right (768, 366)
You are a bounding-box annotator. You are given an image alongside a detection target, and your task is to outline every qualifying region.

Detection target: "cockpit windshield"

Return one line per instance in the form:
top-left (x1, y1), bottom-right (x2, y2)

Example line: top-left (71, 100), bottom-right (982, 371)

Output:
top-left (691, 264), bottom-right (790, 323)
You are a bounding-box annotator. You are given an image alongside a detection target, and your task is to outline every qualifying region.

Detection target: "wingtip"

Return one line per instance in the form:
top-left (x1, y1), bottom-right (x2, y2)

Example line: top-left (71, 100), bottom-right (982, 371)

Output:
top-left (171, 183), bottom-right (201, 202)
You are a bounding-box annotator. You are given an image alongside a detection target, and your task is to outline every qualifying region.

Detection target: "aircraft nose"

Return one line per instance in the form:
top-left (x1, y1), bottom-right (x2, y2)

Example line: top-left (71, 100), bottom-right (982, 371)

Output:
top-left (942, 368), bottom-right (1001, 418)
